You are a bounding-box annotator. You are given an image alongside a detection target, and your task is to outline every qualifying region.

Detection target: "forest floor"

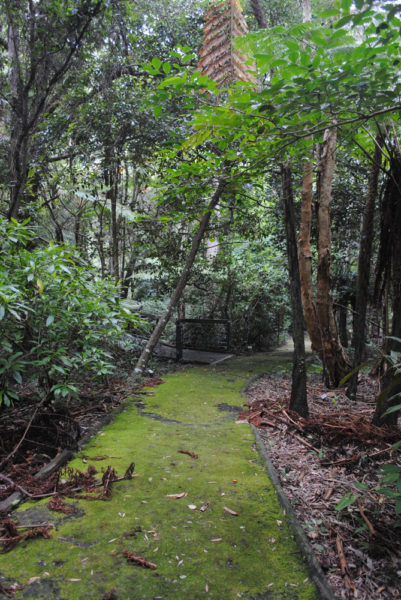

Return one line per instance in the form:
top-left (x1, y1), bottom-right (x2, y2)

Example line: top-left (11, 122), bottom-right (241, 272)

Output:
top-left (0, 351), bottom-right (319, 600)
top-left (243, 365), bottom-right (401, 600)
top-left (0, 344), bottom-right (400, 599)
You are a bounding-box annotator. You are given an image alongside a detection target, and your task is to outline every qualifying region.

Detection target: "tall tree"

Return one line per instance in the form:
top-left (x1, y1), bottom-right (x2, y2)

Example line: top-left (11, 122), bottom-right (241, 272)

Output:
top-left (281, 164), bottom-right (308, 416)
top-left (0, 0), bottom-right (104, 220)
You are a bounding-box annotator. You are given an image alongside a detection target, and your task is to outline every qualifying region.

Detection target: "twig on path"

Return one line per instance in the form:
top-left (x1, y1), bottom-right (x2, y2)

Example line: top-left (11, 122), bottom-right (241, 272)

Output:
top-left (0, 474), bottom-right (33, 498)
top-left (292, 433), bottom-right (320, 454)
top-left (121, 549), bottom-right (157, 569)
top-left (357, 502), bottom-right (376, 536)
top-left (336, 534), bottom-right (356, 594)
top-left (320, 446), bottom-right (392, 467)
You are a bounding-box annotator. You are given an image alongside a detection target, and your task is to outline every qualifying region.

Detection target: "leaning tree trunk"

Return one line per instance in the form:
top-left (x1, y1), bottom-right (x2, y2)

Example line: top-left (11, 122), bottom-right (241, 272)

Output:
top-left (316, 127), bottom-right (351, 387)
top-left (347, 135), bottom-right (383, 399)
top-left (281, 165), bottom-right (308, 417)
top-left (135, 180), bottom-right (226, 374)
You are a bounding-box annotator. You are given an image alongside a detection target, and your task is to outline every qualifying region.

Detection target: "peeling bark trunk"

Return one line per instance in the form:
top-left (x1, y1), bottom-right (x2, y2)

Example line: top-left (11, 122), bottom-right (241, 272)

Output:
top-left (347, 136), bottom-right (383, 399)
top-left (135, 180), bottom-right (226, 374)
top-left (298, 156), bottom-right (322, 351)
top-left (316, 128), bottom-right (351, 386)
top-left (297, 0), bottom-right (322, 353)
top-left (281, 165), bottom-right (308, 417)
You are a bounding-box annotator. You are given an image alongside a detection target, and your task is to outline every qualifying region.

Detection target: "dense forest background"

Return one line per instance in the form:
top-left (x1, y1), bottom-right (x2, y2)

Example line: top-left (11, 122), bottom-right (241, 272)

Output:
top-left (1, 0), bottom-right (401, 427)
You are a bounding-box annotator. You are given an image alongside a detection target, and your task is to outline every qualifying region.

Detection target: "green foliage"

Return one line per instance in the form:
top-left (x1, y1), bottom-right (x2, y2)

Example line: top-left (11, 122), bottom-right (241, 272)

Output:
top-left (336, 457), bottom-right (401, 527)
top-left (0, 217), bottom-right (138, 406)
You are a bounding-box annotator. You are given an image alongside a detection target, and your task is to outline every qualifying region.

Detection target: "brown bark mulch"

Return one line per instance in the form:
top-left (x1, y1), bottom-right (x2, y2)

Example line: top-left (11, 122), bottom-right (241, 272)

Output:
top-left (244, 372), bottom-right (401, 600)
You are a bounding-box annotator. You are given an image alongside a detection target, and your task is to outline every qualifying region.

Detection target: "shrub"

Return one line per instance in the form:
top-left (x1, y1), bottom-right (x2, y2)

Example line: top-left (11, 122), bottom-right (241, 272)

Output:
top-left (0, 217), bottom-right (138, 406)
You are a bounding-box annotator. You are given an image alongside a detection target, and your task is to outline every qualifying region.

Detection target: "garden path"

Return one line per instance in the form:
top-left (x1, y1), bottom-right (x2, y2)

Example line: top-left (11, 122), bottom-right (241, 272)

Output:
top-left (0, 348), bottom-right (320, 600)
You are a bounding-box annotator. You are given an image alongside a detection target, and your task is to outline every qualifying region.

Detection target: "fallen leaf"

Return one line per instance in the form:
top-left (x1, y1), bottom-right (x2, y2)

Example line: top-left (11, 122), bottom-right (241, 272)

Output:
top-left (26, 577), bottom-right (40, 585)
top-left (178, 449), bottom-right (198, 459)
top-left (211, 538), bottom-right (222, 542)
top-left (68, 578), bottom-right (81, 582)
top-left (223, 506), bottom-right (238, 516)
top-left (187, 504), bottom-right (197, 510)
top-left (166, 492), bottom-right (187, 499)
top-left (205, 583), bottom-right (209, 592)
top-left (200, 502), bottom-right (210, 512)
top-left (122, 550), bottom-right (157, 570)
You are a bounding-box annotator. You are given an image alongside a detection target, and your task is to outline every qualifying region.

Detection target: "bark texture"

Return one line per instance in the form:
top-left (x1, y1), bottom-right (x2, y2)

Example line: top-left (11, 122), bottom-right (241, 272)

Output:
top-left (281, 165), bottom-right (308, 417)
top-left (316, 128), bottom-right (351, 386)
top-left (250, 0), bottom-right (268, 28)
top-left (135, 180), bottom-right (226, 374)
top-left (372, 148), bottom-right (401, 425)
top-left (298, 157), bottom-right (321, 351)
top-left (347, 136), bottom-right (383, 399)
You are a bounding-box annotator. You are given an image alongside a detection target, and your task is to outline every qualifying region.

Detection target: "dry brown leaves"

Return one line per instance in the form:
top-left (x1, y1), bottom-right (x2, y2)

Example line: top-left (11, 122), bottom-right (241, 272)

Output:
top-left (0, 519), bottom-right (52, 553)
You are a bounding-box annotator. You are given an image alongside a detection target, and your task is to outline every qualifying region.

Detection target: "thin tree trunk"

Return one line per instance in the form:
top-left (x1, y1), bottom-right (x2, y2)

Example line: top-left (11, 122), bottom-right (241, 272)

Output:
top-left (372, 150), bottom-right (401, 425)
top-left (298, 156), bottom-right (322, 351)
top-left (316, 127), bottom-right (351, 386)
top-left (281, 165), bottom-right (308, 417)
top-left (135, 180), bottom-right (226, 374)
top-left (347, 136), bottom-right (383, 399)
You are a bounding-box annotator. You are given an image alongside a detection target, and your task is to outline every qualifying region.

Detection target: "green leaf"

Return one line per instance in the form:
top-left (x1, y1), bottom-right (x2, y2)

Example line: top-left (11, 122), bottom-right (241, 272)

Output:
top-left (13, 371), bottom-right (22, 384)
top-left (151, 57), bottom-right (161, 71)
top-left (381, 464), bottom-right (401, 474)
top-left (153, 105), bottom-right (162, 118)
top-left (0, 306), bottom-right (4, 320)
top-left (336, 492), bottom-right (358, 511)
top-left (319, 8), bottom-right (340, 18)
top-left (46, 315), bottom-right (55, 327)
top-left (162, 62), bottom-right (171, 74)
top-left (354, 482), bottom-right (368, 491)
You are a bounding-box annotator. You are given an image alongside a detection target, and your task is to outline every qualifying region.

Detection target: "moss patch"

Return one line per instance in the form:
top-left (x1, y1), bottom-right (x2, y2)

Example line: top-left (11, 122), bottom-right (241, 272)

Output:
top-left (0, 353), bottom-right (319, 600)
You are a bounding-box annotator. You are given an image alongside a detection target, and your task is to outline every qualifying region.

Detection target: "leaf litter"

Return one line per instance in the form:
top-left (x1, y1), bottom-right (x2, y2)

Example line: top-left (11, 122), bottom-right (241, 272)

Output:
top-left (245, 372), bottom-right (401, 600)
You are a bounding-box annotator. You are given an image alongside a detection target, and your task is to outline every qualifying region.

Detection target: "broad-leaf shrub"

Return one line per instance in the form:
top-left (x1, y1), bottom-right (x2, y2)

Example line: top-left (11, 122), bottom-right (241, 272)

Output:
top-left (0, 218), bottom-right (138, 406)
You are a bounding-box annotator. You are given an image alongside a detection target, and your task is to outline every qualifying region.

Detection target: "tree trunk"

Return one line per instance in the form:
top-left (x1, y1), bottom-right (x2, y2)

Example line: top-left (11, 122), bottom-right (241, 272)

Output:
top-left (347, 136), bottom-right (383, 399)
top-left (316, 127), bottom-right (351, 387)
top-left (372, 149), bottom-right (401, 425)
top-left (135, 180), bottom-right (226, 374)
top-left (298, 156), bottom-right (322, 351)
top-left (250, 0), bottom-right (267, 28)
top-left (281, 165), bottom-right (308, 417)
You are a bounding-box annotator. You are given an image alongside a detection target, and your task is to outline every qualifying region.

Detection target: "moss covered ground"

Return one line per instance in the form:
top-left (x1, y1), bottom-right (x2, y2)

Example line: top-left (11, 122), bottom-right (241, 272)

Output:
top-left (0, 351), bottom-right (319, 600)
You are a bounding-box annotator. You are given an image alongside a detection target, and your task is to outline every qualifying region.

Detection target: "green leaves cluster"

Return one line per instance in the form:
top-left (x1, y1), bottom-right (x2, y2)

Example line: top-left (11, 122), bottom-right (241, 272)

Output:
top-left (0, 218), bottom-right (138, 407)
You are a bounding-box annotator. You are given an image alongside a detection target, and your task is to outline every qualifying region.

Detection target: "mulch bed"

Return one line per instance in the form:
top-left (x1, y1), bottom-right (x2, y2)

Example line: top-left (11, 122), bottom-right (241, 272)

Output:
top-left (243, 372), bottom-right (401, 600)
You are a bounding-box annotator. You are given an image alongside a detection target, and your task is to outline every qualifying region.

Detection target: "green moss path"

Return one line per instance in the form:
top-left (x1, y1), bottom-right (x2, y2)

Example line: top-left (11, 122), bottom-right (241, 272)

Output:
top-left (0, 351), bottom-right (320, 600)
